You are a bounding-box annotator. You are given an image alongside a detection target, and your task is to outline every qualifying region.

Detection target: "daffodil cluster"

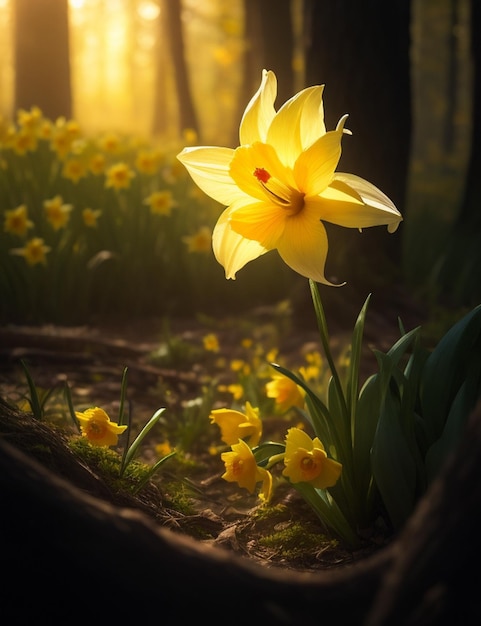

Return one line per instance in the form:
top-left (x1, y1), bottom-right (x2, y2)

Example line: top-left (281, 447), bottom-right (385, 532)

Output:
top-left (210, 402), bottom-right (341, 506)
top-left (0, 108), bottom-right (218, 323)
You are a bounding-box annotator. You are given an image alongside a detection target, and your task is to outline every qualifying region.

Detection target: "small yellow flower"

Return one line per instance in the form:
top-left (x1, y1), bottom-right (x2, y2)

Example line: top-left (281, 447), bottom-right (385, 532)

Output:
top-left (182, 226), bottom-right (212, 253)
top-left (217, 383), bottom-right (244, 401)
top-left (82, 207), bottom-right (102, 228)
top-left (43, 195), bottom-right (73, 230)
top-left (182, 128), bottom-right (198, 145)
top-left (203, 333), bottom-right (220, 352)
top-left (135, 149), bottom-right (163, 174)
top-left (144, 190), bottom-right (176, 216)
top-left (98, 132), bottom-right (122, 154)
top-left (105, 162), bottom-right (135, 189)
top-left (282, 427), bottom-right (342, 489)
top-left (3, 204), bottom-right (34, 237)
top-left (155, 440), bottom-right (173, 456)
top-left (12, 130), bottom-right (37, 155)
top-left (50, 119), bottom-right (81, 159)
top-left (210, 401), bottom-right (262, 447)
top-left (221, 438), bottom-right (272, 499)
top-left (10, 237), bottom-right (51, 266)
top-left (266, 373), bottom-right (305, 412)
top-left (62, 157), bottom-right (87, 183)
top-left (89, 152), bottom-right (106, 175)
top-left (17, 106), bottom-right (43, 132)
top-left (75, 407), bottom-right (127, 447)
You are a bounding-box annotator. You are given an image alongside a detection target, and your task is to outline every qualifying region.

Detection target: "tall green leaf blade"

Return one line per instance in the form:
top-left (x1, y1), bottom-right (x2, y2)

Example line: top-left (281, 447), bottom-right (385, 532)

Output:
top-left (420, 304), bottom-right (481, 442)
top-left (371, 392), bottom-right (418, 530)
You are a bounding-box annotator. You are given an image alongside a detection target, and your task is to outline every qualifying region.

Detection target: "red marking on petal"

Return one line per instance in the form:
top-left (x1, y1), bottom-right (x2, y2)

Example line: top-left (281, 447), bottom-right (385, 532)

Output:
top-left (253, 167), bottom-right (271, 183)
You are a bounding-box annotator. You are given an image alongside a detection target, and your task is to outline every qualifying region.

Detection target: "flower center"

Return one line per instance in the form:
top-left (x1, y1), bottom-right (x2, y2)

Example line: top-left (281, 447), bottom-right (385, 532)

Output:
top-left (301, 456), bottom-right (316, 471)
top-left (232, 458), bottom-right (244, 476)
top-left (253, 168), bottom-right (304, 216)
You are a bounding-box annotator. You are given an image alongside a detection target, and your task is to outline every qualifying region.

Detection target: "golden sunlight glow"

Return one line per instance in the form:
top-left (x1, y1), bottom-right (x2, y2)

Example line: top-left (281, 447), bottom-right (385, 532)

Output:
top-left (0, 0), bottom-right (13, 119)
top-left (0, 0), bottom-right (245, 142)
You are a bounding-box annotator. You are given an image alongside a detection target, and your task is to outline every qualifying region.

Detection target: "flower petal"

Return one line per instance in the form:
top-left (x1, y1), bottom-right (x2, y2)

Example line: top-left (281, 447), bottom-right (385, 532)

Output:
top-left (293, 115), bottom-right (347, 195)
top-left (332, 173), bottom-right (402, 232)
top-left (267, 85), bottom-right (326, 168)
top-left (177, 146), bottom-right (241, 205)
top-left (239, 69), bottom-right (277, 145)
top-left (228, 200), bottom-right (286, 249)
top-left (276, 207), bottom-right (342, 285)
top-left (213, 207), bottom-right (269, 279)
top-left (312, 456), bottom-right (343, 489)
top-left (284, 427), bottom-right (314, 457)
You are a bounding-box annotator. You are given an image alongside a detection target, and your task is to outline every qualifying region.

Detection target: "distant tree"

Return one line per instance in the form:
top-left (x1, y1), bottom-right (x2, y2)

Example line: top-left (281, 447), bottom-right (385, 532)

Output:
top-left (162, 0), bottom-right (199, 138)
top-left (303, 0), bottom-right (412, 287)
top-left (236, 0), bottom-right (295, 132)
top-left (13, 0), bottom-right (71, 119)
top-left (436, 0), bottom-right (481, 305)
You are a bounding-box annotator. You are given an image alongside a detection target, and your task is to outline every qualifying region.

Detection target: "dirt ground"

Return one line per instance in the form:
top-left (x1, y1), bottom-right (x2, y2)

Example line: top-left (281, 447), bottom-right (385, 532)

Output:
top-left (0, 287), bottom-right (427, 572)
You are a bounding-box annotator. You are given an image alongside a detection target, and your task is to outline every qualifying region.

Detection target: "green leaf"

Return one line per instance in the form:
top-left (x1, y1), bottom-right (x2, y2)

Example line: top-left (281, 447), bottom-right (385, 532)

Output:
top-left (292, 481), bottom-right (360, 548)
top-left (346, 294), bottom-right (371, 427)
top-left (252, 442), bottom-right (285, 464)
top-left (120, 407), bottom-right (167, 477)
top-left (371, 392), bottom-right (418, 530)
top-left (420, 304), bottom-right (481, 442)
top-left (425, 351), bottom-right (481, 482)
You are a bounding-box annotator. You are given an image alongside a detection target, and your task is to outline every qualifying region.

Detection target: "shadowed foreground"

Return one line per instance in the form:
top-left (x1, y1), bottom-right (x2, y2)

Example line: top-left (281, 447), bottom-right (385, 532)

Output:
top-left (1, 396), bottom-right (481, 625)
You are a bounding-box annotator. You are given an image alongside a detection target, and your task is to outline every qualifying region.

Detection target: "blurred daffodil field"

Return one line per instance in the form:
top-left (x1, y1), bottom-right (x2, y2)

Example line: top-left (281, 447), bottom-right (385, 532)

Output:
top-left (0, 107), bottom-right (296, 325)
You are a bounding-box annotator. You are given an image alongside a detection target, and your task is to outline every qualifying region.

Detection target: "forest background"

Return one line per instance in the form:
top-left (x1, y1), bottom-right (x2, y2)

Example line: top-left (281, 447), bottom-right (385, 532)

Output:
top-left (0, 0), bottom-right (479, 320)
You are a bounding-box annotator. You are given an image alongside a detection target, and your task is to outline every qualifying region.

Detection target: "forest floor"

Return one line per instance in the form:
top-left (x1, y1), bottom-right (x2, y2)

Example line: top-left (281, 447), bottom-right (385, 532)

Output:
top-left (0, 285), bottom-right (430, 572)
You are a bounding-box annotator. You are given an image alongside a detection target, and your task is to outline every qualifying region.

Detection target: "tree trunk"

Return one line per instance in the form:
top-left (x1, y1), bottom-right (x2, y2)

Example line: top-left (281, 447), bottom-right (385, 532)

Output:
top-left (436, 0), bottom-right (481, 306)
top-left (13, 0), bottom-right (72, 120)
top-left (162, 0), bottom-right (199, 138)
top-left (303, 0), bottom-right (412, 288)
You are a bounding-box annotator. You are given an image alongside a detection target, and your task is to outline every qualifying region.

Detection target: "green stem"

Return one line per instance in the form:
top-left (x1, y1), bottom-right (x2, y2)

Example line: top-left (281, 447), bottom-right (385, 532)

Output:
top-left (309, 280), bottom-right (349, 420)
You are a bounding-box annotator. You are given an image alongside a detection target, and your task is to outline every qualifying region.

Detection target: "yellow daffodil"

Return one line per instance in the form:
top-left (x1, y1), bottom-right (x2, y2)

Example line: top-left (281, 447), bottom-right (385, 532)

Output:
top-left (43, 195), bottom-right (73, 230)
top-left (12, 130), bottom-right (37, 155)
top-left (266, 372), bottom-right (305, 412)
top-left (3, 204), bottom-right (34, 237)
top-left (82, 207), bottom-right (102, 228)
top-left (217, 383), bottom-right (244, 401)
top-left (135, 149), bottom-right (163, 174)
top-left (177, 69), bottom-right (402, 284)
top-left (10, 237), bottom-right (51, 266)
top-left (17, 106), bottom-right (43, 132)
top-left (182, 226), bottom-right (212, 252)
top-left (221, 438), bottom-right (272, 500)
top-left (282, 427), bottom-right (342, 489)
top-left (143, 190), bottom-right (176, 216)
top-left (62, 157), bottom-right (87, 183)
top-left (89, 152), bottom-right (106, 175)
top-left (75, 407), bottom-right (127, 447)
top-left (210, 401), bottom-right (262, 447)
top-left (203, 333), bottom-right (220, 352)
top-left (105, 162), bottom-right (135, 189)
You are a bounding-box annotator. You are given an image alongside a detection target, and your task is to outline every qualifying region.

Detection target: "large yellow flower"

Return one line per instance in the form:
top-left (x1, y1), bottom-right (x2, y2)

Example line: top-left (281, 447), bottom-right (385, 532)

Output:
top-left (177, 70), bottom-right (402, 284)
top-left (282, 427), bottom-right (342, 489)
top-left (210, 401), bottom-right (262, 447)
